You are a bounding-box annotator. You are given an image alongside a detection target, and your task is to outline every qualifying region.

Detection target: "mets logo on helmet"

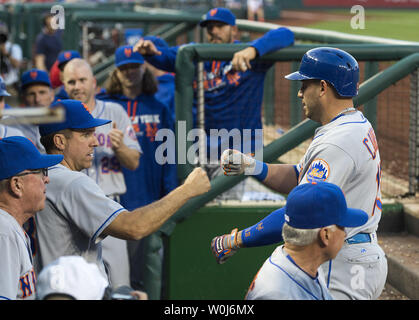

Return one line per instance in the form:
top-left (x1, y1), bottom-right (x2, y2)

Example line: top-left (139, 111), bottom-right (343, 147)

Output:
top-left (306, 159), bottom-right (330, 182)
top-left (124, 47), bottom-right (132, 57)
top-left (30, 71), bottom-right (38, 79)
top-left (64, 51), bottom-right (72, 59)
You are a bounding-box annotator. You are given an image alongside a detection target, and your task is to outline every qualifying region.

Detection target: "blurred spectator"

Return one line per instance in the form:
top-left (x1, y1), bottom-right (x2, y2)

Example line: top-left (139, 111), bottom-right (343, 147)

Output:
top-left (34, 14), bottom-right (63, 72)
top-left (0, 76), bottom-right (25, 139)
top-left (0, 23), bottom-right (23, 96)
top-left (51, 50), bottom-right (81, 100)
top-left (247, 0), bottom-right (265, 22)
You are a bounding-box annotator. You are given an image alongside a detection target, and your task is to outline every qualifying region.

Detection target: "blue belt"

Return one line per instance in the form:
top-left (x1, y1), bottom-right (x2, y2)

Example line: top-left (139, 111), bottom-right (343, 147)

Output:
top-left (345, 233), bottom-right (371, 244)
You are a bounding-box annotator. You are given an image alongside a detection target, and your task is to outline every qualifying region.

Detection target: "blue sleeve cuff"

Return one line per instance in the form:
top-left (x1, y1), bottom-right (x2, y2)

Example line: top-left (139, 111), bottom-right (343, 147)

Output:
top-left (253, 160), bottom-right (268, 181)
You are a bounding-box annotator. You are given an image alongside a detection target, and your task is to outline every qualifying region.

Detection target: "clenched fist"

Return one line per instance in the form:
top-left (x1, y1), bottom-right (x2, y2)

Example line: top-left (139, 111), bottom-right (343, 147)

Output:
top-left (183, 167), bottom-right (211, 198)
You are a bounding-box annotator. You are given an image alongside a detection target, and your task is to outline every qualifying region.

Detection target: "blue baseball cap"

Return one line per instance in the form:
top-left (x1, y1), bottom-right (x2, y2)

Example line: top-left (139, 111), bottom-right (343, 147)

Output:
top-left (0, 76), bottom-right (10, 96)
top-left (142, 35), bottom-right (169, 49)
top-left (0, 136), bottom-right (63, 180)
top-left (200, 8), bottom-right (236, 27)
top-left (39, 99), bottom-right (111, 137)
top-left (115, 45), bottom-right (144, 68)
top-left (57, 50), bottom-right (81, 69)
top-left (284, 182), bottom-right (368, 229)
top-left (21, 69), bottom-right (51, 91)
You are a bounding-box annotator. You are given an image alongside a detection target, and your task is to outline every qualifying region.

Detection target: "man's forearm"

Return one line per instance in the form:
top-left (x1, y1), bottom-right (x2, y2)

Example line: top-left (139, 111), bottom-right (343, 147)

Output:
top-left (114, 145), bottom-right (140, 171)
top-left (261, 163), bottom-right (298, 194)
top-left (107, 183), bottom-right (196, 240)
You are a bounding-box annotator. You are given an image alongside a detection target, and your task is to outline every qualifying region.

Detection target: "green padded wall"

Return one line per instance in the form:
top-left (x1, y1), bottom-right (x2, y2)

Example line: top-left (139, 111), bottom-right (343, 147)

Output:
top-left (166, 205), bottom-right (281, 300)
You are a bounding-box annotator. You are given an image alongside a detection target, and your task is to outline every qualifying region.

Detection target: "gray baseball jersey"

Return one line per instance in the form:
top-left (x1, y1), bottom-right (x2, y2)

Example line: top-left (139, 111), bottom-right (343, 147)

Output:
top-left (8, 123), bottom-right (45, 153)
top-left (34, 164), bottom-right (126, 279)
top-left (0, 209), bottom-right (36, 300)
top-left (246, 245), bottom-right (333, 300)
top-left (0, 123), bottom-right (25, 139)
top-left (295, 110), bottom-right (387, 299)
top-left (83, 99), bottom-right (141, 196)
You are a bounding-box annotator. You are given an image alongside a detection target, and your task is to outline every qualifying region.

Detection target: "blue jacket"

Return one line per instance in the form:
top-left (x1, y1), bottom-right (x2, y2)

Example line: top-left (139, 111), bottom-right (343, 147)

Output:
top-left (145, 27), bottom-right (294, 158)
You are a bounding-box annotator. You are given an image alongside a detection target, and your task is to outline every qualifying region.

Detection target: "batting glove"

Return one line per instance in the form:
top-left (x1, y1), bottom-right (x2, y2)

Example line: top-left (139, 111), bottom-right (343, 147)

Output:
top-left (221, 149), bottom-right (268, 182)
top-left (221, 149), bottom-right (256, 176)
top-left (211, 228), bottom-right (240, 264)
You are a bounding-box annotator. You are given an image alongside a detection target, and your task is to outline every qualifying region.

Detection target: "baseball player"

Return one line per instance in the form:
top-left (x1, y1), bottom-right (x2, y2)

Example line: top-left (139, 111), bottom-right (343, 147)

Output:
top-left (212, 47), bottom-right (388, 300)
top-left (34, 99), bottom-right (210, 285)
top-left (62, 58), bottom-right (141, 288)
top-left (0, 136), bottom-right (63, 300)
top-left (6, 68), bottom-right (55, 153)
top-left (134, 7), bottom-right (294, 199)
top-left (245, 182), bottom-right (368, 300)
top-left (0, 76), bottom-right (25, 139)
top-left (96, 45), bottom-right (178, 294)
top-left (53, 50), bottom-right (81, 100)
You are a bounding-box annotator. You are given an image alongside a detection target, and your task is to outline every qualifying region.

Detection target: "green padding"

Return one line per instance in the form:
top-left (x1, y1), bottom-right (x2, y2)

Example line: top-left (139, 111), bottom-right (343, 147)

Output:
top-left (166, 206), bottom-right (281, 300)
top-left (142, 232), bottom-right (164, 300)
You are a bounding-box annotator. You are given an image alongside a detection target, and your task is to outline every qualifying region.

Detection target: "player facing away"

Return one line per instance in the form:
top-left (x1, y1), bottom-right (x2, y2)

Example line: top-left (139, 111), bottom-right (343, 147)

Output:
top-left (246, 182), bottom-right (368, 300)
top-left (212, 47), bottom-right (388, 300)
top-left (34, 99), bottom-right (211, 282)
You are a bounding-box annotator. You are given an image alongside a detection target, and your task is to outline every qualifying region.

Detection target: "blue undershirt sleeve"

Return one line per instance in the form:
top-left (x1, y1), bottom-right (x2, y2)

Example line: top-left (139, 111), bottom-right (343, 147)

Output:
top-left (241, 207), bottom-right (286, 247)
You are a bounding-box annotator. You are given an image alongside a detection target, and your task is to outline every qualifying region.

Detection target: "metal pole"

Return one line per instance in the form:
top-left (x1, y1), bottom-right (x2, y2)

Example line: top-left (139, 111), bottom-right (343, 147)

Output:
top-left (197, 61), bottom-right (206, 167)
top-left (82, 22), bottom-right (89, 60)
top-left (409, 68), bottom-right (419, 195)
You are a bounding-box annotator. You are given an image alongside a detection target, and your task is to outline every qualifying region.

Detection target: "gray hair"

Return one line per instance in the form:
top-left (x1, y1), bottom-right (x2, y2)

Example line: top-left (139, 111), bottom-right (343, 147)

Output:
top-left (282, 223), bottom-right (337, 246)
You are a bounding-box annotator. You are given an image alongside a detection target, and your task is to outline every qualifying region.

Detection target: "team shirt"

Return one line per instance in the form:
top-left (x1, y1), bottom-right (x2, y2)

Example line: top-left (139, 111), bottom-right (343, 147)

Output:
top-left (295, 111), bottom-right (382, 239)
top-left (82, 99), bottom-right (142, 197)
top-left (0, 209), bottom-right (36, 300)
top-left (246, 245), bottom-right (332, 300)
top-left (0, 123), bottom-right (25, 139)
top-left (6, 123), bottom-right (45, 153)
top-left (96, 93), bottom-right (178, 210)
top-left (34, 164), bottom-right (126, 278)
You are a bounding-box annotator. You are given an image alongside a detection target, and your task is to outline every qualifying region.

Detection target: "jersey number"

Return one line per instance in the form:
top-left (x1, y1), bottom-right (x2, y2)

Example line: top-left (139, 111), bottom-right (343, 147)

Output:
top-left (101, 156), bottom-right (121, 173)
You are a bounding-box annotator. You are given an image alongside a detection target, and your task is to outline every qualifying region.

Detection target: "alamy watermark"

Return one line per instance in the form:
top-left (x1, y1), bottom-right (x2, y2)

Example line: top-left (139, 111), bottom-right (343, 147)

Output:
top-left (50, 5), bottom-right (65, 30)
top-left (351, 5), bottom-right (365, 30)
top-left (153, 121), bottom-right (264, 173)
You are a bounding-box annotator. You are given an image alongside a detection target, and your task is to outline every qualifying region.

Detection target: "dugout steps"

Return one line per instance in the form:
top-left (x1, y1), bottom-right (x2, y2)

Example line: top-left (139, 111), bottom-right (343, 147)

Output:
top-left (379, 198), bottom-right (419, 300)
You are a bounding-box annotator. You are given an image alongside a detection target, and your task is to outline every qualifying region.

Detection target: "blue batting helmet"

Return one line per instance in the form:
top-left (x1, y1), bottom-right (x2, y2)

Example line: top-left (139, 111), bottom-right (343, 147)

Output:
top-left (285, 47), bottom-right (359, 97)
top-left (0, 76), bottom-right (11, 97)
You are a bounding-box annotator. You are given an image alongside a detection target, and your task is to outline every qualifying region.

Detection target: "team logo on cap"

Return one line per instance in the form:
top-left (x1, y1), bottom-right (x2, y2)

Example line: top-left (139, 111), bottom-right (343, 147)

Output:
top-left (210, 9), bottom-right (218, 16)
top-left (30, 71), bottom-right (38, 79)
top-left (82, 103), bottom-right (92, 115)
top-left (124, 47), bottom-right (132, 57)
top-left (306, 159), bottom-right (329, 182)
top-left (64, 51), bottom-right (72, 59)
